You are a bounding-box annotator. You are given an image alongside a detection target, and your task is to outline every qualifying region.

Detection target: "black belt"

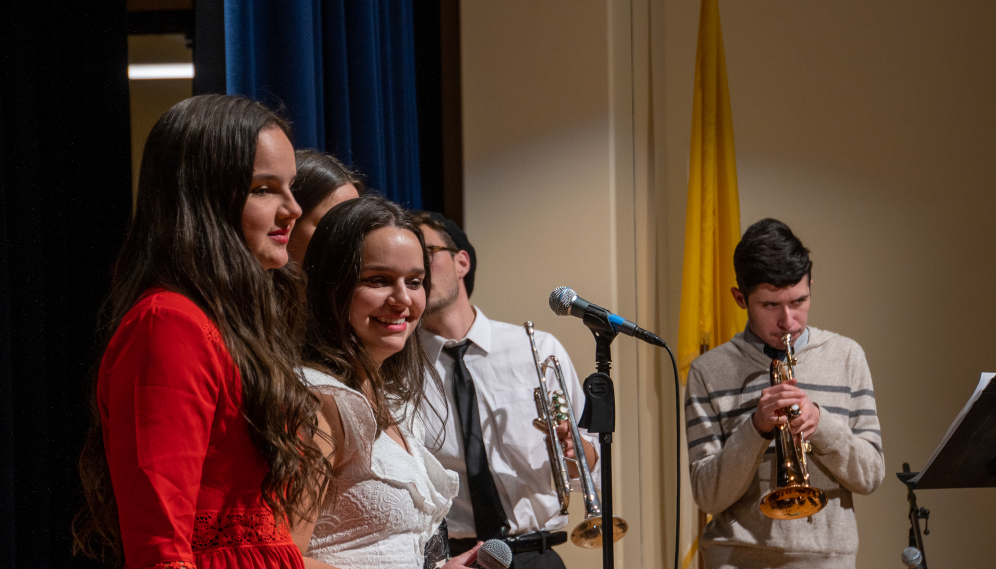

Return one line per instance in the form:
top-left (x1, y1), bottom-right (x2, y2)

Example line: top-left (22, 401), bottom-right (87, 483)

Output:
top-left (449, 531), bottom-right (567, 555)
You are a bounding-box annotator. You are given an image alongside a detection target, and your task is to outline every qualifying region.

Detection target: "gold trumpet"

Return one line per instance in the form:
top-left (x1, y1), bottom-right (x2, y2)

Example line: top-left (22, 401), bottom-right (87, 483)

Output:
top-left (524, 322), bottom-right (627, 548)
top-left (759, 333), bottom-right (828, 520)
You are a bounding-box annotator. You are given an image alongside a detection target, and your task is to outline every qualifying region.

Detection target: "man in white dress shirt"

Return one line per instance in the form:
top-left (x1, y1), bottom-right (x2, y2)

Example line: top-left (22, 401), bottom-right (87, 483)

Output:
top-left (415, 212), bottom-right (600, 569)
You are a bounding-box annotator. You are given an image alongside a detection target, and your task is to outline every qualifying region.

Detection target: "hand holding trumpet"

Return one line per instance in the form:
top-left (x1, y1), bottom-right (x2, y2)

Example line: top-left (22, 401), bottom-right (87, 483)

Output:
top-left (752, 378), bottom-right (821, 440)
top-left (533, 416), bottom-right (599, 477)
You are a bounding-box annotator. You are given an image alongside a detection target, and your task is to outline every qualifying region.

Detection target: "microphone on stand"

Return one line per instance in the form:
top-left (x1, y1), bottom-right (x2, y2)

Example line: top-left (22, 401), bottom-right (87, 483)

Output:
top-left (901, 546), bottom-right (923, 568)
top-left (473, 539), bottom-right (513, 569)
top-left (549, 286), bottom-right (667, 347)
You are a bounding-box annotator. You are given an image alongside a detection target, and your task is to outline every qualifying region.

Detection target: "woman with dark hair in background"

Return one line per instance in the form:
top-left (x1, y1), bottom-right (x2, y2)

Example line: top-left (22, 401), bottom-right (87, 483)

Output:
top-left (286, 150), bottom-right (363, 266)
top-left (289, 195), bottom-right (477, 569)
top-left (74, 94), bottom-right (330, 569)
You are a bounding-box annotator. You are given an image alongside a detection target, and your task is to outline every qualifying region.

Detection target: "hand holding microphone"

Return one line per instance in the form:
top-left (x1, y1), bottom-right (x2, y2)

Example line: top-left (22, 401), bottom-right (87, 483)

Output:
top-left (474, 539), bottom-right (513, 569)
top-left (441, 539), bottom-right (512, 569)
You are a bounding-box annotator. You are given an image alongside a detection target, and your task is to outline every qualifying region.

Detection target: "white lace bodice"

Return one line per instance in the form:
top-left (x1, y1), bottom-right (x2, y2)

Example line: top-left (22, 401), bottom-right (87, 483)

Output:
top-left (302, 368), bottom-right (458, 569)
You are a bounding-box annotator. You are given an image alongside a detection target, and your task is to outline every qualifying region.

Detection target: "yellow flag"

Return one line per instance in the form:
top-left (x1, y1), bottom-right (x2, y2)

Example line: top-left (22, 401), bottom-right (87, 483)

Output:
top-left (678, 0), bottom-right (746, 383)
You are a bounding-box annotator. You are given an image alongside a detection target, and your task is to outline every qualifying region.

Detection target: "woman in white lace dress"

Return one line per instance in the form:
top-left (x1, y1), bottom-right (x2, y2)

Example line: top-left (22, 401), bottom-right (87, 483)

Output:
top-left (290, 196), bottom-right (480, 569)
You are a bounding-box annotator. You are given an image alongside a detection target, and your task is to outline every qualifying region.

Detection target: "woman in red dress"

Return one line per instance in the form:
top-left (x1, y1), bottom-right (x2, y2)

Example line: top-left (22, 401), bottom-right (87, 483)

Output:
top-left (74, 95), bottom-right (330, 569)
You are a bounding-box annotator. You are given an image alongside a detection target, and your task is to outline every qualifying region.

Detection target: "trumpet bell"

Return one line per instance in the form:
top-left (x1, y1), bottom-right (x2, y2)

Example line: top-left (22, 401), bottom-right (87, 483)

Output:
top-left (570, 516), bottom-right (629, 549)
top-left (759, 485), bottom-right (828, 520)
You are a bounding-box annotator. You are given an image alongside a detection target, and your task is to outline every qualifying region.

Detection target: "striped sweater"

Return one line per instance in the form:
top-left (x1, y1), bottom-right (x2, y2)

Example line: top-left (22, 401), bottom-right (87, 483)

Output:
top-left (685, 327), bottom-right (884, 569)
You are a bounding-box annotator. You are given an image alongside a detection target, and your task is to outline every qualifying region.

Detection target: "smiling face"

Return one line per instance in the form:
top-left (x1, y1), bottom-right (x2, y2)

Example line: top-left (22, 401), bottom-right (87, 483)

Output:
top-left (241, 127), bottom-right (302, 270)
top-left (732, 275), bottom-right (811, 349)
top-left (349, 226), bottom-right (427, 368)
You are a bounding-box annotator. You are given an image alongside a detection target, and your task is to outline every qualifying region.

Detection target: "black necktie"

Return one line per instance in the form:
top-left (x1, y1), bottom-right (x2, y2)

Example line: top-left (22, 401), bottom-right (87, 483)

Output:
top-left (763, 343), bottom-right (786, 361)
top-left (444, 342), bottom-right (510, 540)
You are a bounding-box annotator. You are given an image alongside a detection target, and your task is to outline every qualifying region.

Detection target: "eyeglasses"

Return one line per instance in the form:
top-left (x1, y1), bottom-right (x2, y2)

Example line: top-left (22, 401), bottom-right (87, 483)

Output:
top-left (426, 245), bottom-right (458, 256)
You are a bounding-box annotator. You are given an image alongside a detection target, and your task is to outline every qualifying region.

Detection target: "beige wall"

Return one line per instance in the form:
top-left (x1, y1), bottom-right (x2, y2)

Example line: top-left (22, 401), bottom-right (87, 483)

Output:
top-left (461, 1), bottom-right (665, 567)
top-left (462, 0), bottom-right (995, 567)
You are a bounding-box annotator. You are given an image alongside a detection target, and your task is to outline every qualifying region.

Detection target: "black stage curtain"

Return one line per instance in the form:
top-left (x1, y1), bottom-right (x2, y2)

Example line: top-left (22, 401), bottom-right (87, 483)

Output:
top-left (1, 2), bottom-right (132, 568)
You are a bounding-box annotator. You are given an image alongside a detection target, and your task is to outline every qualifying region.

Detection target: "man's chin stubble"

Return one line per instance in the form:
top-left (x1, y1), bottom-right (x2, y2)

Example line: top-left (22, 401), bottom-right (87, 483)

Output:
top-left (424, 293), bottom-right (457, 317)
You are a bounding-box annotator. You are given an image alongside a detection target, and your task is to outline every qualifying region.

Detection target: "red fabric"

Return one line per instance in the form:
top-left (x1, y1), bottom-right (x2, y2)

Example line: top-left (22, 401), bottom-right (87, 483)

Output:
top-left (99, 290), bottom-right (304, 569)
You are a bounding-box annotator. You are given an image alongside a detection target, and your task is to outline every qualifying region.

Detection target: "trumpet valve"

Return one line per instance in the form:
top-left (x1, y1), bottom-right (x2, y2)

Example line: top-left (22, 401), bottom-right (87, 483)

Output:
top-left (551, 391), bottom-right (569, 422)
top-left (788, 404), bottom-right (801, 419)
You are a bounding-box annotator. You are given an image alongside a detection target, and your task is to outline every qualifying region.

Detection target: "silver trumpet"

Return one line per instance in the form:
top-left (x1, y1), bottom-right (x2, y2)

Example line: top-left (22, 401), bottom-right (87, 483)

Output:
top-left (524, 321), bottom-right (627, 548)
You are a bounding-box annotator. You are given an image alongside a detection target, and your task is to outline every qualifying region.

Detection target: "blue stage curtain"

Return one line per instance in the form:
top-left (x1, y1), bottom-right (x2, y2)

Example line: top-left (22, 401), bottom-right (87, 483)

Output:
top-left (225, 0), bottom-right (422, 209)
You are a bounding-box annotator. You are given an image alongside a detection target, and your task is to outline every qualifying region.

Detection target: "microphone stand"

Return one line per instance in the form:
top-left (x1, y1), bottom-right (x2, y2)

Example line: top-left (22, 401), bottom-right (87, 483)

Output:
top-left (572, 300), bottom-right (681, 569)
top-left (577, 308), bottom-right (619, 569)
top-left (898, 463), bottom-right (929, 569)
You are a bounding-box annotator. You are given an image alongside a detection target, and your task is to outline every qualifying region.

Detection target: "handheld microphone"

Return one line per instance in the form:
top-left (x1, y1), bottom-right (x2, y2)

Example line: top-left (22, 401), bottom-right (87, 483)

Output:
top-left (474, 539), bottom-right (513, 569)
top-left (549, 286), bottom-right (667, 347)
top-left (901, 546), bottom-right (922, 568)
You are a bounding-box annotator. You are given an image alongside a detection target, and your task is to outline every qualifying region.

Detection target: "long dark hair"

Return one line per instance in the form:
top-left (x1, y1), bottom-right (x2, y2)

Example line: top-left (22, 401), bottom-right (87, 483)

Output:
top-left (292, 149), bottom-right (365, 216)
top-left (302, 195), bottom-right (445, 435)
top-left (74, 94), bottom-right (329, 564)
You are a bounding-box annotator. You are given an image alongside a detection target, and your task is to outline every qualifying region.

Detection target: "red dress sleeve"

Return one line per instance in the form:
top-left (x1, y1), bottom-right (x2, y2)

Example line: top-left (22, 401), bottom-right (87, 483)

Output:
top-left (99, 293), bottom-right (229, 569)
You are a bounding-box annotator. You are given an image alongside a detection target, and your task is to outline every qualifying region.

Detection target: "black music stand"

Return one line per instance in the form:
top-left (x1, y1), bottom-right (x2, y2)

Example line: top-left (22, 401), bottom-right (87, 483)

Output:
top-left (897, 373), bottom-right (996, 568)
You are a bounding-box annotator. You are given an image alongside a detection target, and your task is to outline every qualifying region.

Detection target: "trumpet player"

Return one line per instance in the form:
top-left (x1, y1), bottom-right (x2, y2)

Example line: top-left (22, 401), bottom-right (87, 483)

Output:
top-left (413, 212), bottom-right (599, 569)
top-left (685, 219), bottom-right (885, 569)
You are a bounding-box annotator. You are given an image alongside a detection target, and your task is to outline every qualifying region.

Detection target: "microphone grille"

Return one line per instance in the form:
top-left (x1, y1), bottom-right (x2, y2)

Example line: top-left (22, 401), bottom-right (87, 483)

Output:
top-left (901, 546), bottom-right (922, 568)
top-left (477, 539), bottom-right (513, 569)
top-left (549, 286), bottom-right (576, 316)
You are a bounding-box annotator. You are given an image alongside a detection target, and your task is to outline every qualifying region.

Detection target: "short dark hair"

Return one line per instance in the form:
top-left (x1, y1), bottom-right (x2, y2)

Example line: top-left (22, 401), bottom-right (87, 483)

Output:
top-left (733, 218), bottom-right (812, 298)
top-left (291, 149), bottom-right (364, 217)
top-left (412, 211), bottom-right (477, 298)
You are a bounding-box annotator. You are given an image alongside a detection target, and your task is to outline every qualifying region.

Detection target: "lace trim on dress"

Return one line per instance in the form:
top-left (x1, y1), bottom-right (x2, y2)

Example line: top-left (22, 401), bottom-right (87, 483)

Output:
top-left (191, 508), bottom-right (292, 552)
top-left (141, 562), bottom-right (196, 569)
top-left (201, 323), bottom-right (222, 346)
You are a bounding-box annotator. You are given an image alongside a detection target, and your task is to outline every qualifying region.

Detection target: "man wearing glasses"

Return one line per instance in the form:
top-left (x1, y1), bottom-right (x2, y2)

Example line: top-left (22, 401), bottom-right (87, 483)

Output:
top-left (414, 212), bottom-right (599, 569)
